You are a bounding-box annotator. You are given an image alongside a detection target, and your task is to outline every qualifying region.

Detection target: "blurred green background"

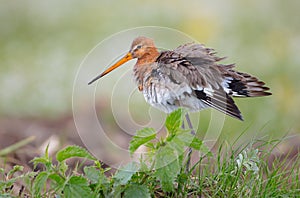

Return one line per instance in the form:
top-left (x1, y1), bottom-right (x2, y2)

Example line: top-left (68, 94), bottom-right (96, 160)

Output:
top-left (1, 0), bottom-right (299, 143)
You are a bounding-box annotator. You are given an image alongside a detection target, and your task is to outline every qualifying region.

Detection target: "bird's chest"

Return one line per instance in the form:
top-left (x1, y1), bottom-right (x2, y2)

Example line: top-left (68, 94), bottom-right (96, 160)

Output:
top-left (135, 67), bottom-right (193, 113)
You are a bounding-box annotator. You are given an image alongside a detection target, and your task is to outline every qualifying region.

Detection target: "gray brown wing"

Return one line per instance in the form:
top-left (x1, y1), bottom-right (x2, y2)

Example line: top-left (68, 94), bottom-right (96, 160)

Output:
top-left (174, 43), bottom-right (271, 97)
top-left (156, 49), bottom-right (243, 120)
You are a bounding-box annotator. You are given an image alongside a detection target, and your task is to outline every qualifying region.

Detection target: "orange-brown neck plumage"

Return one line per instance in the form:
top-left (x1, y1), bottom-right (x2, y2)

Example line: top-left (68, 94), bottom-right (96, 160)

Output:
top-left (130, 37), bottom-right (160, 91)
top-left (133, 49), bottom-right (160, 91)
top-left (136, 47), bottom-right (160, 65)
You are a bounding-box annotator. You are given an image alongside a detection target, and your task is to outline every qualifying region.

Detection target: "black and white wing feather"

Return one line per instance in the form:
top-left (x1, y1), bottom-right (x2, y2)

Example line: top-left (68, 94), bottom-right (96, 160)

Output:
top-left (155, 43), bottom-right (243, 120)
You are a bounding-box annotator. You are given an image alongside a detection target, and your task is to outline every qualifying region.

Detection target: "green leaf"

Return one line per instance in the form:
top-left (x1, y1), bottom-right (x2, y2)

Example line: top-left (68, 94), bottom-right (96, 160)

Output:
top-left (173, 132), bottom-right (212, 157)
top-left (58, 161), bottom-right (68, 175)
top-left (129, 128), bottom-right (156, 154)
top-left (48, 173), bottom-right (65, 187)
top-left (177, 132), bottom-right (203, 150)
top-left (173, 131), bottom-right (205, 150)
top-left (30, 144), bottom-right (53, 170)
top-left (63, 176), bottom-right (92, 198)
top-left (56, 145), bottom-right (96, 162)
top-left (190, 137), bottom-right (203, 150)
top-left (0, 194), bottom-right (13, 198)
top-left (165, 108), bottom-right (183, 135)
top-left (0, 168), bottom-right (4, 174)
top-left (22, 172), bottom-right (38, 192)
top-left (144, 142), bottom-right (155, 149)
top-left (113, 162), bottom-right (139, 186)
top-left (33, 171), bottom-right (49, 195)
top-left (199, 143), bottom-right (213, 156)
top-left (169, 139), bottom-right (185, 155)
top-left (84, 166), bottom-right (100, 184)
top-left (30, 156), bottom-right (52, 170)
top-left (111, 185), bottom-right (123, 198)
top-left (154, 144), bottom-right (180, 192)
top-left (7, 165), bottom-right (23, 178)
top-left (139, 156), bottom-right (150, 172)
top-left (124, 184), bottom-right (150, 198)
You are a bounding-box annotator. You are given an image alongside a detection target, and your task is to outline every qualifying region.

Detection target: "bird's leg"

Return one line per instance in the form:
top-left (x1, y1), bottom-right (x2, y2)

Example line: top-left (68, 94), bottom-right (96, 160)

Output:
top-left (185, 113), bottom-right (195, 173)
top-left (185, 113), bottom-right (195, 135)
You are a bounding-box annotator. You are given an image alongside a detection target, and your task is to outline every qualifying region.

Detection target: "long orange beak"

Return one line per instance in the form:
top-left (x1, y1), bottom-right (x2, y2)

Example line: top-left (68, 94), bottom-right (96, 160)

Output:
top-left (88, 52), bottom-right (133, 85)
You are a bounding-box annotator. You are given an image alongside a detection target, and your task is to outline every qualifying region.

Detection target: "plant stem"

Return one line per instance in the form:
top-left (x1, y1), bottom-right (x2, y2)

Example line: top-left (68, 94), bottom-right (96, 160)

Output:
top-left (185, 113), bottom-right (195, 172)
top-left (0, 136), bottom-right (35, 156)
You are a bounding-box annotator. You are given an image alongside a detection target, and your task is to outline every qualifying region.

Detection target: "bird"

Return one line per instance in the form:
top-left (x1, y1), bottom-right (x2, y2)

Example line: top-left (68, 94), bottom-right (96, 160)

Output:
top-left (88, 36), bottom-right (271, 121)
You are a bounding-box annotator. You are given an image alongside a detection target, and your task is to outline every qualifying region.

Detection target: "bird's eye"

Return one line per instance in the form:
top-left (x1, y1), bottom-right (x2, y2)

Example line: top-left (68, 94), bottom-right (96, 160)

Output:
top-left (136, 45), bottom-right (142, 49)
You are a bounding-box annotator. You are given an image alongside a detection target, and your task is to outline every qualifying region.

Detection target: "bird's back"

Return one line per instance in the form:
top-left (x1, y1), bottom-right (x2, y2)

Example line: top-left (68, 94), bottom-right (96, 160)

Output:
top-left (138, 42), bottom-right (271, 120)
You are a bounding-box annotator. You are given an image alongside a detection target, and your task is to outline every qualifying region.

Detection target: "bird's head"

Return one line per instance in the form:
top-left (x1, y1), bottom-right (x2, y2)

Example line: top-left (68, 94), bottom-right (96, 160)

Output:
top-left (129, 36), bottom-right (156, 59)
top-left (88, 36), bottom-right (157, 85)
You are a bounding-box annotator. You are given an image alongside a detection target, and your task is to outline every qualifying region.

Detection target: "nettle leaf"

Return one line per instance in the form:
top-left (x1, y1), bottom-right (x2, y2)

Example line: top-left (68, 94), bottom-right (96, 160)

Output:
top-left (84, 166), bottom-right (100, 184)
top-left (56, 145), bottom-right (96, 162)
top-left (0, 173), bottom-right (29, 191)
top-left (139, 156), bottom-right (150, 172)
top-left (33, 171), bottom-right (49, 196)
top-left (63, 176), bottom-right (92, 198)
top-left (124, 184), bottom-right (150, 198)
top-left (154, 144), bottom-right (180, 192)
top-left (190, 137), bottom-right (203, 150)
top-left (58, 161), bottom-right (68, 175)
top-left (169, 139), bottom-right (185, 155)
top-left (7, 165), bottom-right (23, 178)
top-left (48, 173), bottom-right (65, 187)
top-left (23, 172), bottom-right (38, 192)
top-left (199, 143), bottom-right (213, 156)
top-left (113, 162), bottom-right (139, 186)
top-left (165, 108), bottom-right (183, 135)
top-left (168, 141), bottom-right (185, 167)
top-left (173, 132), bottom-right (212, 155)
top-left (181, 132), bottom-right (203, 150)
top-left (174, 131), bottom-right (206, 150)
top-left (30, 156), bottom-right (52, 170)
top-left (129, 128), bottom-right (156, 155)
top-left (173, 132), bottom-right (194, 147)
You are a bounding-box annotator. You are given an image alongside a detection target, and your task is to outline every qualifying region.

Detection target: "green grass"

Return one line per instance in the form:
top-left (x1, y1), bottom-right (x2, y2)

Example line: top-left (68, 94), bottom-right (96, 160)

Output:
top-left (0, 109), bottom-right (299, 197)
